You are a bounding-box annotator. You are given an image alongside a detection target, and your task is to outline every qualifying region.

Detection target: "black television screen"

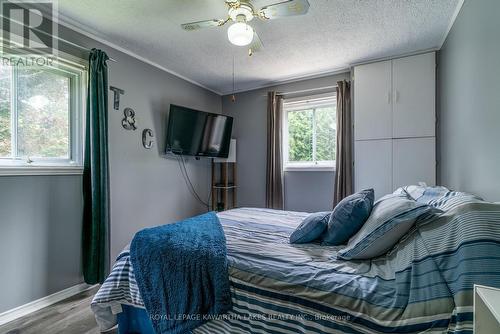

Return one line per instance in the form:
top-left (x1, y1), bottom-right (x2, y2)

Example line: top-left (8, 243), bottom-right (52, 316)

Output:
top-left (166, 104), bottom-right (233, 158)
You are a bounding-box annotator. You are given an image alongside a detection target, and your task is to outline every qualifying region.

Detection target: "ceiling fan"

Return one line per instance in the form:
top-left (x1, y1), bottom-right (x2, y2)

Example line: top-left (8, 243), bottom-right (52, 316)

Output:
top-left (181, 0), bottom-right (310, 56)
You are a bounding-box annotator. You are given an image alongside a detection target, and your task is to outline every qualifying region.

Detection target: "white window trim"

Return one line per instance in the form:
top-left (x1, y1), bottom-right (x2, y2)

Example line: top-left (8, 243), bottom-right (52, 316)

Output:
top-left (284, 164), bottom-right (336, 172)
top-left (0, 58), bottom-right (87, 176)
top-left (0, 165), bottom-right (84, 176)
top-left (283, 92), bottom-right (337, 172)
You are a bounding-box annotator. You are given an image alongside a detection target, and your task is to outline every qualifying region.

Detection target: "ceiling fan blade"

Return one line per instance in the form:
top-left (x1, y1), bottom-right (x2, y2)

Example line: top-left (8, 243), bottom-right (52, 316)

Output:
top-left (259, 0), bottom-right (310, 20)
top-left (181, 19), bottom-right (226, 31)
top-left (248, 31), bottom-right (264, 56)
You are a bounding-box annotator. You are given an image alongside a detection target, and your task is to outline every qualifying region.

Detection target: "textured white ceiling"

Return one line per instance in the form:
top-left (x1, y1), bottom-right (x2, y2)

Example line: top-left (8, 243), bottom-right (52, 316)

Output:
top-left (57, 0), bottom-right (461, 95)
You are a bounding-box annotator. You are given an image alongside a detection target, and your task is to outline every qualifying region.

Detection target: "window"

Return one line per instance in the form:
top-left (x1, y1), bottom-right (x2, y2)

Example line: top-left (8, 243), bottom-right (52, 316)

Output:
top-left (283, 93), bottom-right (336, 171)
top-left (0, 60), bottom-right (85, 172)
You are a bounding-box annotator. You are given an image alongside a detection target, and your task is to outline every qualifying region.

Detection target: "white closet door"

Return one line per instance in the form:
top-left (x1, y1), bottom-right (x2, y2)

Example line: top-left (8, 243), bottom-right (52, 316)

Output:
top-left (392, 53), bottom-right (436, 138)
top-left (355, 140), bottom-right (393, 200)
top-left (393, 137), bottom-right (436, 189)
top-left (354, 61), bottom-right (392, 141)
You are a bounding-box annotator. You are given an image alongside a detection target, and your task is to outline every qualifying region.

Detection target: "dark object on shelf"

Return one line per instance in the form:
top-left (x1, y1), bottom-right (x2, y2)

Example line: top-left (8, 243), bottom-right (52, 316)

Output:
top-left (212, 161), bottom-right (237, 211)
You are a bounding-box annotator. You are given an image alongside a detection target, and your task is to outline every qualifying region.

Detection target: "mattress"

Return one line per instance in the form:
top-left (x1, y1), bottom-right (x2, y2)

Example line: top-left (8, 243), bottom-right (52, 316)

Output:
top-left (92, 191), bottom-right (500, 333)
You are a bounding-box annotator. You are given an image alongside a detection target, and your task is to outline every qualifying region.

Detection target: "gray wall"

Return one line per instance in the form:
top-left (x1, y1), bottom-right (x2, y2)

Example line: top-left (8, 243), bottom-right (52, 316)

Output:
top-left (222, 72), bottom-right (350, 212)
top-left (284, 171), bottom-right (336, 212)
top-left (438, 0), bottom-right (500, 201)
top-left (0, 176), bottom-right (83, 313)
top-left (0, 24), bottom-right (221, 312)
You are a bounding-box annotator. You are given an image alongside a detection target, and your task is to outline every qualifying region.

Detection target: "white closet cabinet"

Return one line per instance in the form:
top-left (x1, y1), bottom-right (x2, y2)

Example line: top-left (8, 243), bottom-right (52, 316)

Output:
top-left (392, 137), bottom-right (436, 190)
top-left (353, 60), bottom-right (392, 140)
top-left (392, 53), bottom-right (436, 138)
top-left (354, 52), bottom-right (436, 199)
top-left (354, 140), bottom-right (393, 199)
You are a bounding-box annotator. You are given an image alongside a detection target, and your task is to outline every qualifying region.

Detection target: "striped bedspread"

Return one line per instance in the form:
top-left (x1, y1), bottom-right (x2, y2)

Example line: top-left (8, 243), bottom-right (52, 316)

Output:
top-left (92, 189), bottom-right (500, 333)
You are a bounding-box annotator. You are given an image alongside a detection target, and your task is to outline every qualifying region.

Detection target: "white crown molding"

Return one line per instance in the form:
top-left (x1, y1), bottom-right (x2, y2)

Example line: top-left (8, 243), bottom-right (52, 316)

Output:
top-left (57, 11), bottom-right (352, 96)
top-left (0, 283), bottom-right (96, 326)
top-left (54, 13), bottom-right (223, 95)
top-left (223, 67), bottom-right (351, 95)
top-left (224, 45), bottom-right (439, 95)
top-left (439, 0), bottom-right (465, 48)
top-left (48, 0), bottom-right (463, 97)
top-left (350, 48), bottom-right (439, 68)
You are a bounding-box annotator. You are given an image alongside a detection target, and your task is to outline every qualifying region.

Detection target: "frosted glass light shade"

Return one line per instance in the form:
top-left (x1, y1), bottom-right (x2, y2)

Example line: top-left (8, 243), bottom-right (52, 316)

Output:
top-left (227, 22), bottom-right (254, 46)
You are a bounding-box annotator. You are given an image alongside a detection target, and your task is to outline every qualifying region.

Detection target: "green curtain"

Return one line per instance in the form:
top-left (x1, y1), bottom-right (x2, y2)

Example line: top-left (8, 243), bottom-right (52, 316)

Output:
top-left (82, 49), bottom-right (110, 284)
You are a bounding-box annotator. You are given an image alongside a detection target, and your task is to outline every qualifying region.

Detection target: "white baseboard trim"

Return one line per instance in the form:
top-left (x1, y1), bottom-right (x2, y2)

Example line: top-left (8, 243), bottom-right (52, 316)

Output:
top-left (0, 283), bottom-right (97, 326)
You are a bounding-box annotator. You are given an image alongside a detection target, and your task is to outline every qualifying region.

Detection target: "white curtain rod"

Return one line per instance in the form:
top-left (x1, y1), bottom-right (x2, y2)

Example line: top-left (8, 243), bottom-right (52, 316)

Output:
top-left (277, 85), bottom-right (337, 96)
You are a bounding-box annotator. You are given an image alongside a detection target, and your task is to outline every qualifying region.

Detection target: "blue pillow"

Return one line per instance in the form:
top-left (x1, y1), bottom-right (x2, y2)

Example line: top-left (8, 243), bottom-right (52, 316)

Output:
top-left (290, 212), bottom-right (331, 244)
top-left (337, 193), bottom-right (441, 260)
top-left (322, 189), bottom-right (374, 246)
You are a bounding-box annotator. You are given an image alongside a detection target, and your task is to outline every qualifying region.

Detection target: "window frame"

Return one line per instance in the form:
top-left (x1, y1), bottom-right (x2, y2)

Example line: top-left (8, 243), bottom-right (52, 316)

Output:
top-left (0, 58), bottom-right (87, 176)
top-left (283, 93), bottom-right (337, 172)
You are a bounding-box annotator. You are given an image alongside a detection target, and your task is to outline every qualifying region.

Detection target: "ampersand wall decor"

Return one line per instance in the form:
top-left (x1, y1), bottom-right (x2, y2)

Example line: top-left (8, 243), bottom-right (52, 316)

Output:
top-left (121, 107), bottom-right (137, 130)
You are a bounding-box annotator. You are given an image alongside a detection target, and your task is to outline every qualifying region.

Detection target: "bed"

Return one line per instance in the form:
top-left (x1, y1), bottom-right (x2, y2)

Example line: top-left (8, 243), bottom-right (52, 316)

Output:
top-left (92, 188), bottom-right (500, 333)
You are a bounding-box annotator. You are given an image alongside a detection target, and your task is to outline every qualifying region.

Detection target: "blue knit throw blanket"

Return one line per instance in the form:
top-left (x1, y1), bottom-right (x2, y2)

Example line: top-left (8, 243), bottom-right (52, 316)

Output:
top-left (130, 212), bottom-right (232, 334)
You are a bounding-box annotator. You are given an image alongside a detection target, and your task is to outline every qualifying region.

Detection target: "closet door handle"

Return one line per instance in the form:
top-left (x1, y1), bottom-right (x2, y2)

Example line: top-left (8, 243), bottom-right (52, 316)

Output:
top-left (395, 90), bottom-right (400, 103)
top-left (387, 92), bottom-right (391, 104)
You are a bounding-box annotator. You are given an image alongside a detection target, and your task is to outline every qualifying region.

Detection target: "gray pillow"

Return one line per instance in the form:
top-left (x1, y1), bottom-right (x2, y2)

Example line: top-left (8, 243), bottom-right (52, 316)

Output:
top-left (337, 193), bottom-right (440, 260)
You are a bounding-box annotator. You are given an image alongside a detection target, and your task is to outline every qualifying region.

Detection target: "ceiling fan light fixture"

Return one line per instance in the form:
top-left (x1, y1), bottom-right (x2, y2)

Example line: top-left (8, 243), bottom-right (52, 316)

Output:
top-left (228, 4), bottom-right (254, 22)
top-left (227, 22), bottom-right (254, 46)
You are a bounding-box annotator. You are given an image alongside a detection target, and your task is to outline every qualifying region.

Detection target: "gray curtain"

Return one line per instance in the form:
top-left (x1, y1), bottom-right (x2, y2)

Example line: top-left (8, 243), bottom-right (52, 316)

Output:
top-left (82, 49), bottom-right (110, 284)
top-left (266, 92), bottom-right (284, 209)
top-left (333, 80), bottom-right (353, 206)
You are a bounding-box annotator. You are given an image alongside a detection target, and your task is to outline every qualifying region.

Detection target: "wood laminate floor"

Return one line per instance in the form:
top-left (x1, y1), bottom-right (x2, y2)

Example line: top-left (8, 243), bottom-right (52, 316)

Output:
top-left (0, 287), bottom-right (117, 334)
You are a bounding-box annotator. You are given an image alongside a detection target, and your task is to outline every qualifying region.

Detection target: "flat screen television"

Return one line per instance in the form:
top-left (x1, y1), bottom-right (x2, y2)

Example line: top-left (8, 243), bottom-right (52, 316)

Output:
top-left (166, 104), bottom-right (233, 158)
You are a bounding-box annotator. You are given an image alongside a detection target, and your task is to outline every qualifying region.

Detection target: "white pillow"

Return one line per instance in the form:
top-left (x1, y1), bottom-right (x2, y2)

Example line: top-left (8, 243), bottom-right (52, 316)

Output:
top-left (337, 193), bottom-right (440, 260)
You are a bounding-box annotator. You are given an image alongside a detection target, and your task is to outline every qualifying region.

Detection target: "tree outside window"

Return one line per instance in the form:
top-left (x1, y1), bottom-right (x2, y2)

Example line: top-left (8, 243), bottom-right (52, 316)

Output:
top-left (284, 95), bottom-right (336, 170)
